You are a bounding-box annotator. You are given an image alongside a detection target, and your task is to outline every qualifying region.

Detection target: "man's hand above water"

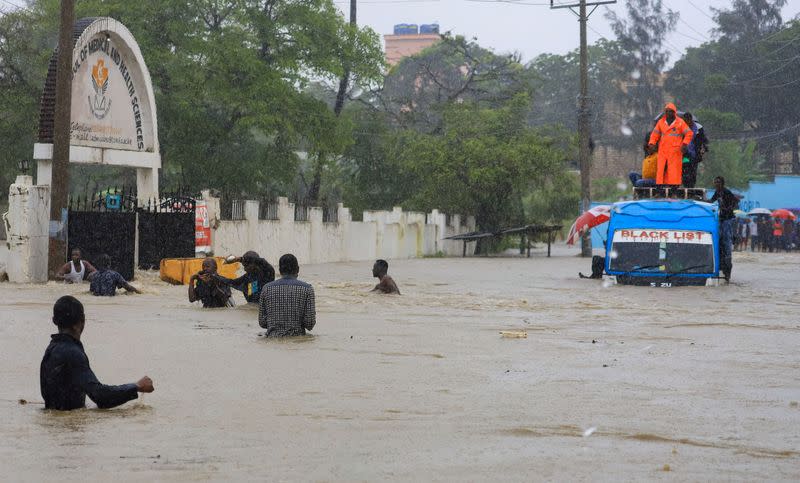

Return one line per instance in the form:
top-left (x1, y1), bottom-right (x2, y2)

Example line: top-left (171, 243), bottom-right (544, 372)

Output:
top-left (136, 376), bottom-right (154, 393)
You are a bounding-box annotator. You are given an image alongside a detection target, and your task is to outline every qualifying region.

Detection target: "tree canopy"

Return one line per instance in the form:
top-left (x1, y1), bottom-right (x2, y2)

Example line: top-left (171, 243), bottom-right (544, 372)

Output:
top-left (0, 0), bottom-right (384, 198)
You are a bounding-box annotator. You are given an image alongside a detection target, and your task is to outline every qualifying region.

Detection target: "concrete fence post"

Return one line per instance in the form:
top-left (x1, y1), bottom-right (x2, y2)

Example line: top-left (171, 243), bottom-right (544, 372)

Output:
top-left (309, 206), bottom-right (323, 264)
top-left (244, 200), bottom-right (259, 250)
top-left (337, 202), bottom-right (350, 261)
top-left (6, 176), bottom-right (50, 283)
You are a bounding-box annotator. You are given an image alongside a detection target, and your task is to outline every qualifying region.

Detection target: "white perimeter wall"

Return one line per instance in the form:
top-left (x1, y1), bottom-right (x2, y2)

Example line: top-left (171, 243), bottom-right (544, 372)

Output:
top-left (208, 196), bottom-right (475, 264)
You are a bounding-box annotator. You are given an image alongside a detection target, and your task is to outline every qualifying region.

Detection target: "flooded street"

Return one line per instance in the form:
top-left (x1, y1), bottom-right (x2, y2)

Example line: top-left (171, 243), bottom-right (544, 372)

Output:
top-left (2, 248), bottom-right (800, 481)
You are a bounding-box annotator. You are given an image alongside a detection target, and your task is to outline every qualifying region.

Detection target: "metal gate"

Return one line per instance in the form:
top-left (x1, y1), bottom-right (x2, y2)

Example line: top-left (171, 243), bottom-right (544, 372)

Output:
top-left (68, 190), bottom-right (137, 281)
top-left (68, 190), bottom-right (197, 279)
top-left (137, 195), bottom-right (196, 269)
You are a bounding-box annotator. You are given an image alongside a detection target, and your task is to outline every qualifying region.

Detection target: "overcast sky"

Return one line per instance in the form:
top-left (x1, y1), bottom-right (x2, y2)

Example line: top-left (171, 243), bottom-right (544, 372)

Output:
top-left (335, 0), bottom-right (800, 66)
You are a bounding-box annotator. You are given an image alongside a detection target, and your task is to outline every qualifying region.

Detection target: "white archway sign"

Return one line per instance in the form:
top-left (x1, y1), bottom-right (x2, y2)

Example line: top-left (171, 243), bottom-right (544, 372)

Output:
top-left (34, 17), bottom-right (160, 201)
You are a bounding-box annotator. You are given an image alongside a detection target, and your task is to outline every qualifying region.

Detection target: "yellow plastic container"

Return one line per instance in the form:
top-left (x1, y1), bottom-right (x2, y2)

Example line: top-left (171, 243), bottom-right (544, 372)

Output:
top-left (159, 257), bottom-right (241, 285)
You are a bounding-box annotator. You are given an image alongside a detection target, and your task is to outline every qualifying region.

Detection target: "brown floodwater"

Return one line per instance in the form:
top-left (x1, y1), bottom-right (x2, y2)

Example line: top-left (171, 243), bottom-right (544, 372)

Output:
top-left (1, 247), bottom-right (799, 480)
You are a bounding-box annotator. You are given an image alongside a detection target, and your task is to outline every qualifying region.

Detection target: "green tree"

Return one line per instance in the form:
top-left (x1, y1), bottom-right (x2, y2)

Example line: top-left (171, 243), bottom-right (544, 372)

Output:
top-left (697, 140), bottom-right (765, 190)
top-left (374, 34), bottom-right (528, 133)
top-left (395, 94), bottom-right (567, 232)
top-left (523, 171), bottom-right (579, 225)
top-left (526, 39), bottom-right (626, 149)
top-left (668, 1), bottom-right (800, 174)
top-left (606, 0), bottom-right (678, 135)
top-left (0, 2), bottom-right (59, 196)
top-left (712, 0), bottom-right (787, 41)
top-left (0, 0), bottom-right (384, 201)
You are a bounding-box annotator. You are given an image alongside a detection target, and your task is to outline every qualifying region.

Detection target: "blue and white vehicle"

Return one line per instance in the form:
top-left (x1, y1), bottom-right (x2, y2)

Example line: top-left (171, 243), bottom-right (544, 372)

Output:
top-left (604, 199), bottom-right (720, 287)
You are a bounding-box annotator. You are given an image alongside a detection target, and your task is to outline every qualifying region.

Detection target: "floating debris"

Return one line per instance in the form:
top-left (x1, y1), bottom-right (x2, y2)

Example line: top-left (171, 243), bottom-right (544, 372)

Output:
top-left (499, 330), bottom-right (527, 338)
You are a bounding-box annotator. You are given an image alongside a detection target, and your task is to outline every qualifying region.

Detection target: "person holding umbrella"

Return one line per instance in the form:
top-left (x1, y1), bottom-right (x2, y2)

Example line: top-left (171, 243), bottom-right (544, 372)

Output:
top-left (772, 209), bottom-right (797, 251)
top-left (772, 218), bottom-right (784, 252)
top-left (567, 205), bottom-right (611, 279)
top-left (784, 219), bottom-right (794, 251)
top-left (748, 217), bottom-right (759, 252)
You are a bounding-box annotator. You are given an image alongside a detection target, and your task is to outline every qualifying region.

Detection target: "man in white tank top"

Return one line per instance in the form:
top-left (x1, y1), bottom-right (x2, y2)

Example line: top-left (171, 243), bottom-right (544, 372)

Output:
top-left (56, 248), bottom-right (97, 284)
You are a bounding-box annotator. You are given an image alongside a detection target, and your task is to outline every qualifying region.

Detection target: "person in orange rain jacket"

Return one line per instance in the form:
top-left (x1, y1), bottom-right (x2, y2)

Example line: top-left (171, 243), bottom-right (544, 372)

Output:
top-left (648, 103), bottom-right (694, 186)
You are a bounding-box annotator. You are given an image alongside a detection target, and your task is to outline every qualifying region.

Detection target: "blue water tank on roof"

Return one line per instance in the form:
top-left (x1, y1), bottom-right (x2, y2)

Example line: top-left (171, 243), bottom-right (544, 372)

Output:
top-left (393, 23), bottom-right (418, 35)
top-left (420, 23), bottom-right (439, 34)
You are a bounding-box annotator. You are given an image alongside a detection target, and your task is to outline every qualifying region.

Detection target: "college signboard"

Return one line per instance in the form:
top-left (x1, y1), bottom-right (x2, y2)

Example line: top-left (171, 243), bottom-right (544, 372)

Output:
top-left (35, 17), bottom-right (161, 200)
top-left (70, 26), bottom-right (155, 152)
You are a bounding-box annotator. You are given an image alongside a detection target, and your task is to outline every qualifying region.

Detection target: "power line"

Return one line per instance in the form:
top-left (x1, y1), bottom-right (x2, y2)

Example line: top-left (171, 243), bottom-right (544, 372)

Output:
top-left (678, 16), bottom-right (710, 41)
top-left (0, 0), bottom-right (34, 14)
top-left (673, 28), bottom-right (706, 44)
top-left (686, 0), bottom-right (713, 21)
top-left (729, 53), bottom-right (800, 85)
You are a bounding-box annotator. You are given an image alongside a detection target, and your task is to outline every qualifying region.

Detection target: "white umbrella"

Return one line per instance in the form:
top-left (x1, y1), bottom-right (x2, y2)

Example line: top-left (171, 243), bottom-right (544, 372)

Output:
top-left (747, 208), bottom-right (771, 216)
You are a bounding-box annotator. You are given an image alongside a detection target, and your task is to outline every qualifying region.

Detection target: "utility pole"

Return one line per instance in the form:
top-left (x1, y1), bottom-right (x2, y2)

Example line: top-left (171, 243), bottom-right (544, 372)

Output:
top-left (333, 0), bottom-right (357, 116)
top-left (48, 0), bottom-right (75, 278)
top-left (551, 0), bottom-right (615, 258)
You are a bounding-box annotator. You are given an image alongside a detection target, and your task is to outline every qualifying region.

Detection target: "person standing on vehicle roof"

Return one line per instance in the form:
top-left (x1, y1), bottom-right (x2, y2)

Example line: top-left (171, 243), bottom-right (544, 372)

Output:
top-left (710, 177), bottom-right (738, 282)
top-left (680, 112), bottom-right (709, 188)
top-left (648, 103), bottom-right (694, 187)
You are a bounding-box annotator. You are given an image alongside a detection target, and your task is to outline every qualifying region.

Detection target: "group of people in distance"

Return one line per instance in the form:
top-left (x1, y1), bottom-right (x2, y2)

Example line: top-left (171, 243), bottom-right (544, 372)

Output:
top-left (736, 215), bottom-right (800, 253)
top-left (41, 250), bottom-right (400, 410)
top-left (629, 102), bottom-right (709, 189)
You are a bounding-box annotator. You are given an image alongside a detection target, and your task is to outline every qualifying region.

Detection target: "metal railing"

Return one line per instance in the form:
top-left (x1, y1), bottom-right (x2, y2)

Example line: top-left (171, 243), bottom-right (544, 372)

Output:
top-left (259, 201), bottom-right (279, 220)
top-left (294, 204), bottom-right (309, 222)
top-left (323, 206), bottom-right (338, 223)
top-left (231, 200), bottom-right (246, 221)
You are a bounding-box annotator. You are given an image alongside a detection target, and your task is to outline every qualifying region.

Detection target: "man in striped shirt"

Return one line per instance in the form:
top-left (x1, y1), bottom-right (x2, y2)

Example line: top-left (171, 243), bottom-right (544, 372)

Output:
top-left (258, 254), bottom-right (316, 337)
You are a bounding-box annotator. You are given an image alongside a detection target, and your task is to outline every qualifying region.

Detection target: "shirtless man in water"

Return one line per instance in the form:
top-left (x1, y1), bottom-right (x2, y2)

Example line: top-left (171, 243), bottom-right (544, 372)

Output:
top-left (371, 259), bottom-right (400, 295)
top-left (55, 248), bottom-right (96, 283)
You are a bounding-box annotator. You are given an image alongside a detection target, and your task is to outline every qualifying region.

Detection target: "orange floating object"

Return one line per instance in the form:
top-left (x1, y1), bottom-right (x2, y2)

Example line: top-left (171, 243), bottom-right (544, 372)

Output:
top-left (159, 257), bottom-right (241, 285)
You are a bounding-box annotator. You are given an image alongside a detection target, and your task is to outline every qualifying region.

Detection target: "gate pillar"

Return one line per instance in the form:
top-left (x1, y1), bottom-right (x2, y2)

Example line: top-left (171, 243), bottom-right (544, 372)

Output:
top-left (136, 167), bottom-right (159, 204)
top-left (5, 176), bottom-right (50, 283)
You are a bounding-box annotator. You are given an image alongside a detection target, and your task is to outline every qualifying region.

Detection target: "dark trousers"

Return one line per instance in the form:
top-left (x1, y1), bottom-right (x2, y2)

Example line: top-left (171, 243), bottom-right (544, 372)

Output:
top-left (719, 218), bottom-right (734, 279)
top-left (682, 160), bottom-right (698, 188)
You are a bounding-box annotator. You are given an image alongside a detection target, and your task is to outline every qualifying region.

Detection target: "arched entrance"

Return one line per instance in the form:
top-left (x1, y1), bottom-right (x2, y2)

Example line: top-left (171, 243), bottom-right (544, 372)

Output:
top-left (33, 17), bottom-right (160, 200)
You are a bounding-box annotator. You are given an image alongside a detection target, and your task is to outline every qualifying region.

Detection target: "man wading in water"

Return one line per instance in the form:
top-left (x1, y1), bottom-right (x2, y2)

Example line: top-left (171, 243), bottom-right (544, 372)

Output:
top-left (40, 296), bottom-right (154, 410)
top-left (55, 248), bottom-right (97, 283)
top-left (371, 259), bottom-right (400, 294)
top-left (217, 251), bottom-right (275, 304)
top-left (189, 258), bottom-right (233, 308)
top-left (258, 254), bottom-right (316, 337)
top-left (89, 254), bottom-right (141, 296)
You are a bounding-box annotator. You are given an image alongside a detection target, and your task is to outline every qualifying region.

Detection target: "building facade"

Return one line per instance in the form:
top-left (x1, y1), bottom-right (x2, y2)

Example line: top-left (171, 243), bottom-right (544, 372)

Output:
top-left (384, 23), bottom-right (440, 66)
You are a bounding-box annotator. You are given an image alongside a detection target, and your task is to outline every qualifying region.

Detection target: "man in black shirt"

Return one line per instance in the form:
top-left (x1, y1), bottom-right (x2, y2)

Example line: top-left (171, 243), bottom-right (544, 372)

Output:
top-left (40, 296), bottom-right (154, 410)
top-left (681, 112), bottom-right (709, 188)
top-left (216, 251), bottom-right (275, 304)
top-left (188, 258), bottom-right (232, 308)
top-left (710, 176), bottom-right (738, 281)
